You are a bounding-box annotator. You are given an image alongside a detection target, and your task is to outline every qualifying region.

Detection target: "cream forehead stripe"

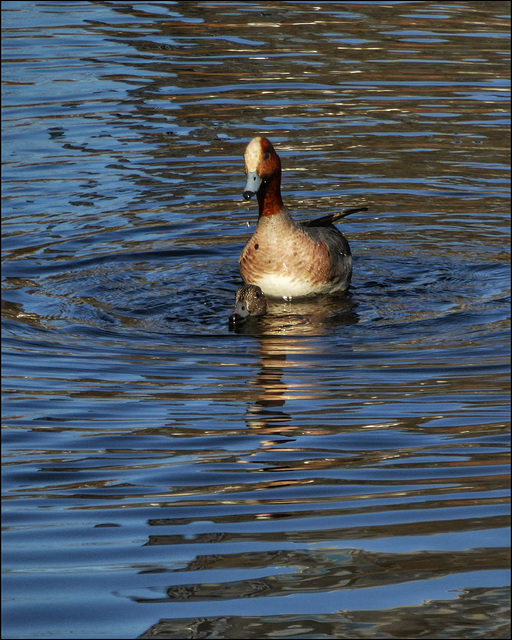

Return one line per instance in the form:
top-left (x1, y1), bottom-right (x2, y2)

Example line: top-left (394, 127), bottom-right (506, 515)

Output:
top-left (244, 137), bottom-right (262, 172)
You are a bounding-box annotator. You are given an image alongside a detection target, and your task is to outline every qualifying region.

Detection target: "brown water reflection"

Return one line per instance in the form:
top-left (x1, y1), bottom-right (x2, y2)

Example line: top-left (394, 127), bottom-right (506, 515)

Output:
top-left (139, 546), bottom-right (508, 603)
top-left (140, 585), bottom-right (510, 639)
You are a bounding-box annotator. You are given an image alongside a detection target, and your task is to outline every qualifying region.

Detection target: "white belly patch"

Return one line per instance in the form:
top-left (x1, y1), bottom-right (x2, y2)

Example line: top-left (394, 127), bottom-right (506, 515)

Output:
top-left (253, 273), bottom-right (344, 300)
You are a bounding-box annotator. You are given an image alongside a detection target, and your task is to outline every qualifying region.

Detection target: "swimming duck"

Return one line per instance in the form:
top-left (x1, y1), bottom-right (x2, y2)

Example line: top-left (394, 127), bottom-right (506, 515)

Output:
top-left (240, 136), bottom-right (366, 300)
top-left (229, 284), bottom-right (267, 326)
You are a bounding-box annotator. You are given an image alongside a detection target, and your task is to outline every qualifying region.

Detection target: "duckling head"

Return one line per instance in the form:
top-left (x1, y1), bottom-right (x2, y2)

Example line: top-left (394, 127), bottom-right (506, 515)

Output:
top-left (229, 284), bottom-right (267, 326)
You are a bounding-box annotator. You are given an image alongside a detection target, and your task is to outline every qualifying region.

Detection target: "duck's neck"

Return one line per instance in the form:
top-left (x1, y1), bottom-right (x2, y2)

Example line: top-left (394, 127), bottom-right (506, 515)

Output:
top-left (257, 172), bottom-right (283, 217)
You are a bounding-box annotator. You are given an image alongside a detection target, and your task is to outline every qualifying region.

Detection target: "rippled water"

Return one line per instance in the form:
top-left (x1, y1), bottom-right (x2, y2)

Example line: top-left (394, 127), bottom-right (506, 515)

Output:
top-left (2, 1), bottom-right (510, 639)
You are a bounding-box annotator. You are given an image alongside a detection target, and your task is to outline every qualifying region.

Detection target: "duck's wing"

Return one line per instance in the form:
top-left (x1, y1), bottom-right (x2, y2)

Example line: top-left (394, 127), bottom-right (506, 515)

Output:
top-left (302, 206), bottom-right (368, 228)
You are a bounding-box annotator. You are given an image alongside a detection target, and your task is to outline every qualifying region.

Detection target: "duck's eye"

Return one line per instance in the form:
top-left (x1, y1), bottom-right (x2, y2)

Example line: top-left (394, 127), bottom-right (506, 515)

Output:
top-left (263, 152), bottom-right (270, 161)
top-left (254, 292), bottom-right (260, 298)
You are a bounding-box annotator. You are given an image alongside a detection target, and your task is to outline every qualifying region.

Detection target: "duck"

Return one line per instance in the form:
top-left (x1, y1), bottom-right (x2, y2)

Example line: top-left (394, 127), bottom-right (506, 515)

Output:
top-left (239, 136), bottom-right (367, 300)
top-left (229, 284), bottom-right (267, 326)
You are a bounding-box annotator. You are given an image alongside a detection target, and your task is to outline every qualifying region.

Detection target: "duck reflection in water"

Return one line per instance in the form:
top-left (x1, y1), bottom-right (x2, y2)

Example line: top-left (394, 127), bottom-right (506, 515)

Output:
top-left (236, 311), bottom-right (359, 434)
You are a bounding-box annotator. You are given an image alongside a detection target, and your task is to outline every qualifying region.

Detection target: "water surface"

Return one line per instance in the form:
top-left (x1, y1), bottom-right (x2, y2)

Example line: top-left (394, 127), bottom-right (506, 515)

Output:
top-left (2, 1), bottom-right (510, 639)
